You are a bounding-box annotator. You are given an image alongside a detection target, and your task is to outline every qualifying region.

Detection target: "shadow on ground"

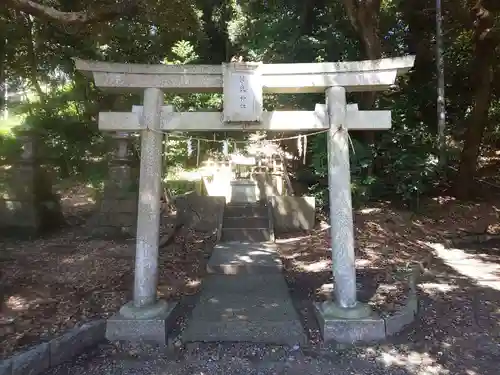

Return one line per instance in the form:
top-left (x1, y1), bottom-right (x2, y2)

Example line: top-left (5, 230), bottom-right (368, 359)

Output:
top-left (5, 198), bottom-right (500, 374)
top-left (275, 201), bottom-right (500, 374)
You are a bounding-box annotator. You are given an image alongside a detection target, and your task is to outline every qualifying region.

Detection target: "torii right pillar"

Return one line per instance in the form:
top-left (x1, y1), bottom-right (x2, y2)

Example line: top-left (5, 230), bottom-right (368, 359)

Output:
top-left (314, 86), bottom-right (387, 344)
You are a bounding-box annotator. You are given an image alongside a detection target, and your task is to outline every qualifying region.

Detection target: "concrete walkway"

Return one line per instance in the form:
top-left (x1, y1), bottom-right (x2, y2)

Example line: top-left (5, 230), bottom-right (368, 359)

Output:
top-left (181, 242), bottom-right (306, 345)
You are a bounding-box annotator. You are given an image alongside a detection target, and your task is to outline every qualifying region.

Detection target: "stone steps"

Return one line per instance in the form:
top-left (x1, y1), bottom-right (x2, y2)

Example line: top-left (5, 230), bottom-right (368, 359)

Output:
top-left (224, 204), bottom-right (268, 218)
top-left (201, 274), bottom-right (289, 294)
top-left (206, 242), bottom-right (282, 275)
top-left (221, 202), bottom-right (272, 243)
top-left (221, 228), bottom-right (271, 242)
top-left (191, 294), bottom-right (299, 322)
top-left (222, 216), bottom-right (269, 229)
top-left (182, 269), bottom-right (305, 344)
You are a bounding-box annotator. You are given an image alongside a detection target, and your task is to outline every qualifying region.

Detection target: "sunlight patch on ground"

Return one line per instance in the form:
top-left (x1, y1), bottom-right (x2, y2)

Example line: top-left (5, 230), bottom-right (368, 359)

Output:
top-left (61, 254), bottom-right (90, 264)
top-left (275, 225), bottom-right (330, 245)
top-left (318, 283), bottom-right (334, 295)
top-left (317, 221), bottom-right (331, 230)
top-left (425, 242), bottom-right (500, 290)
top-left (370, 347), bottom-right (450, 375)
top-left (356, 258), bottom-right (372, 267)
top-left (186, 279), bottom-right (201, 288)
top-left (234, 255), bottom-right (255, 264)
top-left (275, 234), bottom-right (311, 244)
top-left (281, 253), bottom-right (302, 261)
top-left (71, 201), bottom-right (94, 207)
top-left (60, 195), bottom-right (95, 203)
top-left (359, 207), bottom-right (383, 214)
top-left (299, 259), bottom-right (331, 272)
top-left (377, 284), bottom-right (399, 292)
top-left (6, 295), bottom-right (29, 311)
top-left (419, 283), bottom-right (459, 293)
top-left (431, 196), bottom-right (457, 205)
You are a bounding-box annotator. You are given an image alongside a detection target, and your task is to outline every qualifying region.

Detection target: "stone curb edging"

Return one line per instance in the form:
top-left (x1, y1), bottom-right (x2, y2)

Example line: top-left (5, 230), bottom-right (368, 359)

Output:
top-left (216, 198), bottom-right (225, 242)
top-left (0, 320), bottom-right (106, 375)
top-left (384, 265), bottom-right (419, 337)
top-left (266, 198), bottom-right (275, 243)
top-left (382, 285), bottom-right (418, 337)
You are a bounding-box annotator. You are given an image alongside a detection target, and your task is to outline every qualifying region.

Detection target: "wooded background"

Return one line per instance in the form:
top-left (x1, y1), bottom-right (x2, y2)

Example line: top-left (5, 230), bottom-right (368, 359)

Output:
top-left (1, 0), bottom-right (499, 208)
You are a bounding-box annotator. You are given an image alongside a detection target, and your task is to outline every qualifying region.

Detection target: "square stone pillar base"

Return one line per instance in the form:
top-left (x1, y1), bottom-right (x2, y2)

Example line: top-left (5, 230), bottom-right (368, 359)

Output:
top-left (313, 301), bottom-right (386, 344)
top-left (106, 300), bottom-right (178, 345)
top-left (314, 272), bottom-right (419, 345)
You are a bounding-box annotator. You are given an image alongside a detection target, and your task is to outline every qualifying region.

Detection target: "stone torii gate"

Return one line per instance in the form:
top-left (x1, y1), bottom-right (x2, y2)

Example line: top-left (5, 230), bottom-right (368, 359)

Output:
top-left (75, 56), bottom-right (415, 344)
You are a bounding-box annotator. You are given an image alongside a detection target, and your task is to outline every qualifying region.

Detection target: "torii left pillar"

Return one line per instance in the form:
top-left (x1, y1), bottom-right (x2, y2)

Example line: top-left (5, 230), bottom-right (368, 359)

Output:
top-left (106, 88), bottom-right (177, 345)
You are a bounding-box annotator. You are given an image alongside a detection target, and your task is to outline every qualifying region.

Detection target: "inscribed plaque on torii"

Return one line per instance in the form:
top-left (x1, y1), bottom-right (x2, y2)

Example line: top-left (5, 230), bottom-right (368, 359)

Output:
top-left (222, 62), bottom-right (263, 123)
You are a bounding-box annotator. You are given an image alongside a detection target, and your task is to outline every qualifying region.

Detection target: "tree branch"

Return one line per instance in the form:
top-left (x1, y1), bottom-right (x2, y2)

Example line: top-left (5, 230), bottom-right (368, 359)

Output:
top-left (21, 13), bottom-right (45, 101)
top-left (341, 0), bottom-right (359, 33)
top-left (471, 0), bottom-right (499, 44)
top-left (4, 0), bottom-right (139, 24)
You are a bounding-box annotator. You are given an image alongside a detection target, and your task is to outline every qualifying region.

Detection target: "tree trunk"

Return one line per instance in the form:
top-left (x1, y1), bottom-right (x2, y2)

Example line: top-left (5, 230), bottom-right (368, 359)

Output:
top-left (402, 0), bottom-right (436, 130)
top-left (5, 0), bottom-right (138, 24)
top-left (341, 0), bottom-right (382, 174)
top-left (456, 0), bottom-right (498, 199)
top-left (300, 0), bottom-right (319, 36)
top-left (22, 13), bottom-right (45, 101)
top-left (199, 0), bottom-right (231, 63)
top-left (342, 0), bottom-right (382, 97)
top-left (0, 33), bottom-right (5, 120)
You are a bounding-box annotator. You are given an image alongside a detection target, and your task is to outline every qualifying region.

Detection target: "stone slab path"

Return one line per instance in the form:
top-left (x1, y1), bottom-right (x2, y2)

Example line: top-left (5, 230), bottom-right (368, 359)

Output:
top-left (182, 200), bottom-right (305, 345)
top-left (181, 242), bottom-right (306, 345)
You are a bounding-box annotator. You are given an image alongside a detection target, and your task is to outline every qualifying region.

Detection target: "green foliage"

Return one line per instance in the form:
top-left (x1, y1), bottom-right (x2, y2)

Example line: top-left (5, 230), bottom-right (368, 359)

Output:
top-left (164, 40), bottom-right (199, 64)
top-left (164, 138), bottom-right (190, 169)
top-left (166, 180), bottom-right (199, 196)
top-left (0, 132), bottom-right (21, 161)
top-left (1, 0), bottom-right (499, 208)
top-left (308, 93), bottom-right (448, 210)
top-left (22, 83), bottom-right (104, 178)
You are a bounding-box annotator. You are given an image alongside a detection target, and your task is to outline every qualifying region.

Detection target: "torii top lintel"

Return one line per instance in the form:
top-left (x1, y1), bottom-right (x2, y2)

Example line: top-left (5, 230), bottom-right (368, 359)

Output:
top-left (73, 56), bottom-right (415, 94)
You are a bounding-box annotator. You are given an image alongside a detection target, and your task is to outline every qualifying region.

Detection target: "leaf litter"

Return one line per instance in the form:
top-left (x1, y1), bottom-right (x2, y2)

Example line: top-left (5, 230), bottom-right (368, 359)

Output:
top-left (0, 185), bottom-right (216, 359)
top-left (275, 197), bottom-right (500, 350)
top-left (2, 187), bottom-right (500, 374)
